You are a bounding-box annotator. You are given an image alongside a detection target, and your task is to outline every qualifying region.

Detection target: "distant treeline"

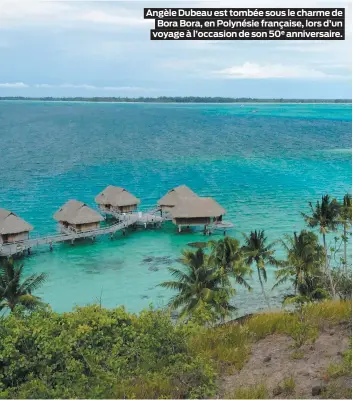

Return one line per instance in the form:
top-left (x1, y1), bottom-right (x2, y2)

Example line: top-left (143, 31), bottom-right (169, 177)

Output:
top-left (0, 96), bottom-right (351, 103)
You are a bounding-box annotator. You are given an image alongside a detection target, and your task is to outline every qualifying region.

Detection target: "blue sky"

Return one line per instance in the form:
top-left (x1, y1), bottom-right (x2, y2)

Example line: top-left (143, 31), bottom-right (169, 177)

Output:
top-left (0, 0), bottom-right (351, 98)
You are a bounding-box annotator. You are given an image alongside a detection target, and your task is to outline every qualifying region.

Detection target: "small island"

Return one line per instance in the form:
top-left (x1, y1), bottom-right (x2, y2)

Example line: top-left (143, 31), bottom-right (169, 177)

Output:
top-left (0, 96), bottom-right (351, 103)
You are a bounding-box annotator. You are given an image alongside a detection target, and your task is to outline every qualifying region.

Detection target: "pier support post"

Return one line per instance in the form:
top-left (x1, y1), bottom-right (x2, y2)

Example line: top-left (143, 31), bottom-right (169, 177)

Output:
top-left (123, 229), bottom-right (126, 236)
top-left (50, 242), bottom-right (53, 252)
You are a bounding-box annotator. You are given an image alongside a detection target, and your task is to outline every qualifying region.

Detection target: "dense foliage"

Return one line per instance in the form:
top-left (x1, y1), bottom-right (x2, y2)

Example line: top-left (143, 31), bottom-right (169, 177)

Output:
top-left (0, 306), bottom-right (215, 399)
top-left (0, 300), bottom-right (350, 399)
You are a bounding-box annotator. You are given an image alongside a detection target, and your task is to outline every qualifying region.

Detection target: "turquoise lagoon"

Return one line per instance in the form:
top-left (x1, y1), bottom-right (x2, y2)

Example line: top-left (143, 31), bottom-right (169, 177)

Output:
top-left (0, 102), bottom-right (351, 314)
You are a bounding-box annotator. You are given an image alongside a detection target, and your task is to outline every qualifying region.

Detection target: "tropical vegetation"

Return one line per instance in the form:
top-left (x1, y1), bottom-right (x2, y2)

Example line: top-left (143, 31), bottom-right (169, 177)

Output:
top-left (159, 248), bottom-right (237, 324)
top-left (0, 193), bottom-right (351, 398)
top-left (273, 230), bottom-right (329, 304)
top-left (340, 193), bottom-right (352, 272)
top-left (0, 300), bottom-right (350, 398)
top-left (160, 193), bottom-right (351, 322)
top-left (0, 259), bottom-right (46, 312)
top-left (242, 230), bottom-right (279, 308)
top-left (301, 194), bottom-right (341, 296)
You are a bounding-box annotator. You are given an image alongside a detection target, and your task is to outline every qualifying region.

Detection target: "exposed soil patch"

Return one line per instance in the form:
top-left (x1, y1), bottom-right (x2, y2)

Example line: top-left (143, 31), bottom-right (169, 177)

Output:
top-left (219, 323), bottom-right (351, 399)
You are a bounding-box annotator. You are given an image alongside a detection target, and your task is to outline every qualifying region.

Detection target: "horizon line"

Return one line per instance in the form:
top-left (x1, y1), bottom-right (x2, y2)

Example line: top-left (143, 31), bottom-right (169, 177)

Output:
top-left (0, 96), bottom-right (351, 101)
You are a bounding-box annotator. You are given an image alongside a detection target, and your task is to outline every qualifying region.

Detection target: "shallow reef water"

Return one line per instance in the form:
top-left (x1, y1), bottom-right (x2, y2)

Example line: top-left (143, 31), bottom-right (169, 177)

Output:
top-left (0, 102), bottom-right (351, 315)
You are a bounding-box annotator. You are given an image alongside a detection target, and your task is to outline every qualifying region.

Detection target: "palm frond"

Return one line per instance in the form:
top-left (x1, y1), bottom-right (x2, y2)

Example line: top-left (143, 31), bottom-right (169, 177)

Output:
top-left (0, 259), bottom-right (46, 312)
top-left (272, 275), bottom-right (290, 290)
top-left (19, 273), bottom-right (47, 295)
top-left (159, 281), bottom-right (188, 291)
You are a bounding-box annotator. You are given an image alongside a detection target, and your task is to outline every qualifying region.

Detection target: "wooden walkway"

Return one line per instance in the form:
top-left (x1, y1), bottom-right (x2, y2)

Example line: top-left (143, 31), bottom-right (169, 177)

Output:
top-left (0, 211), bottom-right (163, 257)
top-left (0, 209), bottom-right (234, 257)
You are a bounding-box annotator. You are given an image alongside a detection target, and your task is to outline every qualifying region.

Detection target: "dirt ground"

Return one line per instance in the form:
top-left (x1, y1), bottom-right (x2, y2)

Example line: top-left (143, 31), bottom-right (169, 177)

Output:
top-left (219, 322), bottom-right (351, 399)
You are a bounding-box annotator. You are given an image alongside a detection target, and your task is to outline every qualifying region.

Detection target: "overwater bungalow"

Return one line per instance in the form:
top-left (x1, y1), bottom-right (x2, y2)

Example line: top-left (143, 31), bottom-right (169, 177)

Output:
top-left (169, 197), bottom-right (226, 232)
top-left (95, 185), bottom-right (140, 215)
top-left (0, 208), bottom-right (33, 244)
top-left (158, 185), bottom-right (198, 212)
top-left (54, 200), bottom-right (104, 233)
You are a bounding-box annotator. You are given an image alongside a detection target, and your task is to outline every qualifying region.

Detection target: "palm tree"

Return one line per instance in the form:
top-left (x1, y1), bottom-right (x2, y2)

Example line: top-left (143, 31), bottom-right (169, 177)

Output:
top-left (0, 258), bottom-right (47, 312)
top-left (339, 193), bottom-right (352, 273)
top-left (301, 195), bottom-right (341, 295)
top-left (273, 230), bottom-right (325, 295)
top-left (208, 236), bottom-right (252, 290)
top-left (283, 275), bottom-right (329, 306)
top-left (159, 248), bottom-right (235, 321)
top-left (242, 230), bottom-right (279, 308)
top-left (283, 255), bottom-right (329, 307)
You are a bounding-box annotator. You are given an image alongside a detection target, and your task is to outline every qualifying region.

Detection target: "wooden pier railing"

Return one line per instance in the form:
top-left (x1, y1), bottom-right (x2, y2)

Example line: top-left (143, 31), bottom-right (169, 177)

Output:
top-left (0, 211), bottom-right (163, 257)
top-left (0, 210), bottom-right (234, 257)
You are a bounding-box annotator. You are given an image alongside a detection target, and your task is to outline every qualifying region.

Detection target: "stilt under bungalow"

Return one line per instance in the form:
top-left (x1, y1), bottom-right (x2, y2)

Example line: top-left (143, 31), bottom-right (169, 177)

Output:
top-left (168, 197), bottom-right (226, 233)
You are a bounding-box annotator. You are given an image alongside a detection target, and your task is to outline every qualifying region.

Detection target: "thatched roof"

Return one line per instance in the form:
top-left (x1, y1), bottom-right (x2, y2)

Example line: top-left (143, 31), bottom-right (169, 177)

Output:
top-left (169, 197), bottom-right (226, 219)
top-left (0, 208), bottom-right (33, 235)
top-left (54, 200), bottom-right (104, 225)
top-left (158, 185), bottom-right (198, 207)
top-left (95, 185), bottom-right (140, 207)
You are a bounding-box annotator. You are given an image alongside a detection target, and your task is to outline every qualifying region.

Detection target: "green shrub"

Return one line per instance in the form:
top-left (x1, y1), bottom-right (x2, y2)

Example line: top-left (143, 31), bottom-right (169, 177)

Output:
top-left (281, 376), bottom-right (296, 394)
top-left (286, 319), bottom-right (318, 348)
top-left (0, 305), bottom-right (215, 399)
top-left (327, 347), bottom-right (352, 378)
top-left (231, 384), bottom-right (268, 399)
top-left (291, 350), bottom-right (305, 360)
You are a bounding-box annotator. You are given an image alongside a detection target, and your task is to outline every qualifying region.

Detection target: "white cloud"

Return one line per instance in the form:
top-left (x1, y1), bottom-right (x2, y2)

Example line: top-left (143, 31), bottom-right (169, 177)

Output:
top-left (214, 62), bottom-right (344, 79)
top-left (77, 10), bottom-right (150, 26)
top-left (276, 44), bottom-right (331, 53)
top-left (102, 86), bottom-right (149, 91)
top-left (0, 0), bottom-right (351, 96)
top-left (30, 83), bottom-right (155, 91)
top-left (0, 82), bottom-right (28, 88)
top-left (59, 83), bottom-right (97, 89)
top-left (34, 84), bottom-right (53, 88)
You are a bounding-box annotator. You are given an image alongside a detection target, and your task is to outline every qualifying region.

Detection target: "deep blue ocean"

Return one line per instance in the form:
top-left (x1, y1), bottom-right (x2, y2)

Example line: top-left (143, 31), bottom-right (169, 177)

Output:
top-left (0, 102), bottom-right (351, 314)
